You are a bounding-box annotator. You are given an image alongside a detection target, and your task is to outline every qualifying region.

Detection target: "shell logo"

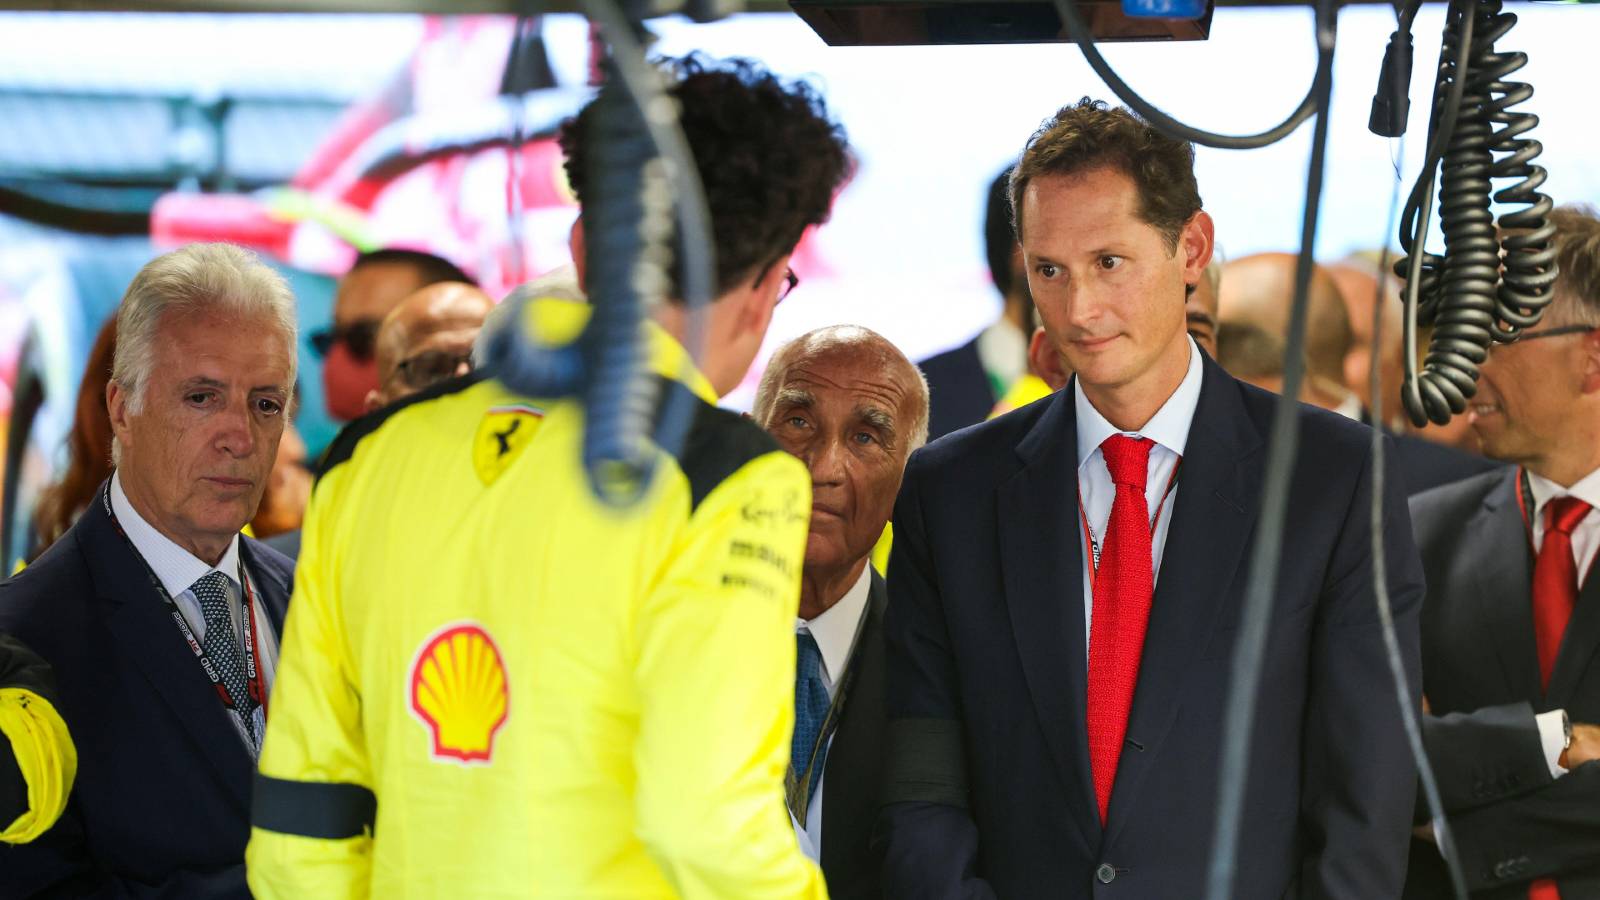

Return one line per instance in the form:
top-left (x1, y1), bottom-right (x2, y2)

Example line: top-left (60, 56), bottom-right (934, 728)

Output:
top-left (409, 623), bottom-right (509, 764)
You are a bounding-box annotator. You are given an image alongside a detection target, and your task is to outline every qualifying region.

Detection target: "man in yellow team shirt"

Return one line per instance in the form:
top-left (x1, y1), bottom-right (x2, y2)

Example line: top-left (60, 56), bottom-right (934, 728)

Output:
top-left (246, 56), bottom-right (853, 899)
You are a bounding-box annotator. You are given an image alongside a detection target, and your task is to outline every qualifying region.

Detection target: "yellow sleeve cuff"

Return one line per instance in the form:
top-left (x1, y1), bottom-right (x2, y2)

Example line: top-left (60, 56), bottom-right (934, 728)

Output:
top-left (0, 688), bottom-right (77, 844)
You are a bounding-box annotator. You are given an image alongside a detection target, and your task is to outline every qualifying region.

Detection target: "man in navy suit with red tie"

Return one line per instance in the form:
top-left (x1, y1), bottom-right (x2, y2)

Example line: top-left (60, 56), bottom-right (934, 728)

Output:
top-left (876, 98), bottom-right (1424, 899)
top-left (1406, 205), bottom-right (1600, 899)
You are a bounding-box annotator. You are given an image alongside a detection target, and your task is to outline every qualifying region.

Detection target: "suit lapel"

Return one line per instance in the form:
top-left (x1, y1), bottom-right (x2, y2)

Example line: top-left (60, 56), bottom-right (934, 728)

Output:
top-left (240, 538), bottom-right (291, 634)
top-left (80, 498), bottom-right (255, 815)
top-left (1546, 522), bottom-right (1600, 709)
top-left (999, 388), bottom-right (1100, 853)
top-left (1468, 473), bottom-right (1543, 705)
top-left (1104, 357), bottom-right (1262, 846)
top-left (820, 573), bottom-right (888, 879)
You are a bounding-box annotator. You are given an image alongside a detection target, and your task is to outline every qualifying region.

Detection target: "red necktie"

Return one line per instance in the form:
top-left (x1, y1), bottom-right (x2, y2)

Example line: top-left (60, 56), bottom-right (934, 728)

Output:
top-left (1528, 496), bottom-right (1590, 900)
top-left (1086, 434), bottom-right (1156, 825)
top-left (1532, 496), bottom-right (1591, 691)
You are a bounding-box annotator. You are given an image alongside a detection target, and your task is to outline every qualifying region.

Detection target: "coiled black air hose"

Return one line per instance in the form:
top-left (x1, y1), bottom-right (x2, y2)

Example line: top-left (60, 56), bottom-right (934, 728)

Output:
top-left (1395, 0), bottom-right (1556, 428)
top-left (491, 0), bottom-right (717, 507)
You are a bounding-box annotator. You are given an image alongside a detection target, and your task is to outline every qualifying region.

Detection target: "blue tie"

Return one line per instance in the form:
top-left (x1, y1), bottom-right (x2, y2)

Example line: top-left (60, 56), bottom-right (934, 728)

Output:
top-left (191, 571), bottom-right (257, 749)
top-left (792, 631), bottom-right (830, 800)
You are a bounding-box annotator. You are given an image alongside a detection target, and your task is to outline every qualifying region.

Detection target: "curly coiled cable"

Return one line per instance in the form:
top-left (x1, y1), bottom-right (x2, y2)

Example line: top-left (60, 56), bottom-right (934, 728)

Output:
top-left (1395, 0), bottom-right (1556, 427)
top-left (491, 0), bottom-right (717, 507)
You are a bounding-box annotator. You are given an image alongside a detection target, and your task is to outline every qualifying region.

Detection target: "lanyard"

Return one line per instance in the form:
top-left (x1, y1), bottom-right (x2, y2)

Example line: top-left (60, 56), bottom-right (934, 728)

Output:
top-left (785, 596), bottom-right (871, 824)
top-left (1515, 466), bottom-right (1536, 550)
top-left (99, 483), bottom-right (269, 736)
top-left (1077, 457), bottom-right (1182, 576)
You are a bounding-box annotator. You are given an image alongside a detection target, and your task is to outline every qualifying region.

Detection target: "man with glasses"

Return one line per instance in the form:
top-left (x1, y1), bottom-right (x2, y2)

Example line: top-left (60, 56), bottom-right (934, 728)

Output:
top-left (311, 248), bottom-right (475, 423)
top-left (1407, 205), bottom-right (1600, 898)
top-left (363, 281), bottom-right (493, 413)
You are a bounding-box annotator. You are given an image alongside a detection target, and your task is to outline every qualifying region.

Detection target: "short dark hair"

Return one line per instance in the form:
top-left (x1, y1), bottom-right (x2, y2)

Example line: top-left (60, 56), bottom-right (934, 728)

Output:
top-left (350, 248), bottom-right (476, 288)
top-left (1010, 98), bottom-right (1201, 252)
top-left (985, 166), bottom-right (1017, 300)
top-left (560, 55), bottom-right (853, 298)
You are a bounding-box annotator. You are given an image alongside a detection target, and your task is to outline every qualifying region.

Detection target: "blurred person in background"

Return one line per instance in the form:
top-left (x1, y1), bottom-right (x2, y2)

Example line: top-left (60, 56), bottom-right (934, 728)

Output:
top-left (1326, 252), bottom-right (1406, 427)
top-left (753, 325), bottom-right (928, 899)
top-left (977, 166), bottom-right (1032, 399)
top-left (1187, 258), bottom-right (1221, 359)
top-left (1219, 252), bottom-right (1496, 494)
top-left (313, 248), bottom-right (475, 423)
top-left (0, 243), bottom-right (297, 898)
top-left (263, 282), bottom-right (492, 561)
top-left (364, 281), bottom-right (494, 413)
top-left (1406, 205), bottom-right (1600, 899)
top-left (247, 56), bottom-right (850, 900)
top-left (250, 420), bottom-right (310, 542)
top-left (1215, 319), bottom-right (1298, 394)
top-left (29, 317), bottom-right (118, 560)
top-left (1220, 252), bottom-right (1359, 414)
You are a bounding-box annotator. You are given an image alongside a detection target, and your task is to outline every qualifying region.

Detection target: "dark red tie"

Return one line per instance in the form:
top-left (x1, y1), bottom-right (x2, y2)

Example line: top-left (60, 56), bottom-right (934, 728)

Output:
top-left (1086, 434), bottom-right (1156, 825)
top-left (1528, 496), bottom-right (1590, 900)
top-left (1533, 497), bottom-right (1591, 691)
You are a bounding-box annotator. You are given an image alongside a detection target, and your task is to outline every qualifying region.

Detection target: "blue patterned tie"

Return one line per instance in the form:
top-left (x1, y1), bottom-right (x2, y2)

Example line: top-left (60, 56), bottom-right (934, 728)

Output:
top-left (792, 631), bottom-right (831, 800)
top-left (190, 571), bottom-right (256, 747)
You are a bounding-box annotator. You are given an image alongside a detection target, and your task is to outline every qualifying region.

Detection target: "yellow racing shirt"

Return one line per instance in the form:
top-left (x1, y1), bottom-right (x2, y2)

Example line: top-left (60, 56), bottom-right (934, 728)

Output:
top-left (247, 300), bottom-right (825, 899)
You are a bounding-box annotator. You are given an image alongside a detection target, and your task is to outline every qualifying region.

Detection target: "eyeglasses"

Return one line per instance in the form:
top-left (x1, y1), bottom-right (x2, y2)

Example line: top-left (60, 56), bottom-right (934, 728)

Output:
top-left (310, 319), bottom-right (381, 360)
top-left (1507, 324), bottom-right (1596, 344)
top-left (395, 350), bottom-right (474, 390)
top-left (1489, 324), bottom-right (1597, 356)
top-left (777, 268), bottom-right (799, 305)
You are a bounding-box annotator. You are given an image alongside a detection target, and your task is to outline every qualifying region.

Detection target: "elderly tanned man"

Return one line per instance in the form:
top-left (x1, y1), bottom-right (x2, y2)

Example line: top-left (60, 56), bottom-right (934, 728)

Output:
top-left (754, 325), bottom-right (928, 900)
top-left (0, 243), bottom-right (297, 898)
top-left (364, 281), bottom-right (494, 413)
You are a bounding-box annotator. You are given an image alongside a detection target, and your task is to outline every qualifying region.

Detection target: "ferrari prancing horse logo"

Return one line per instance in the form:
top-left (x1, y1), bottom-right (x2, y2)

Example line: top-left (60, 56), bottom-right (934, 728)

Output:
top-left (472, 404), bottom-right (544, 485)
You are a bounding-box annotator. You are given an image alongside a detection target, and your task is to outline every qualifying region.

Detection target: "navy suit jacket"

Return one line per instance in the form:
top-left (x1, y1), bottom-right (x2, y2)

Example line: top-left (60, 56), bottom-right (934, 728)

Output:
top-left (1405, 469), bottom-right (1600, 898)
top-left (0, 488), bottom-right (292, 899)
top-left (877, 352), bottom-right (1425, 899)
top-left (818, 570), bottom-right (888, 900)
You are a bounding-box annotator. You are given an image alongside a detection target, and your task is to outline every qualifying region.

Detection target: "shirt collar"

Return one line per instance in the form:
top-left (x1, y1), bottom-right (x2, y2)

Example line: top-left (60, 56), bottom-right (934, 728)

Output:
top-left (110, 471), bottom-right (241, 598)
top-left (1074, 336), bottom-right (1204, 468)
top-left (1333, 392), bottom-right (1365, 422)
top-left (1527, 466), bottom-right (1600, 518)
top-left (798, 565), bottom-right (873, 684)
top-left (512, 296), bottom-right (719, 405)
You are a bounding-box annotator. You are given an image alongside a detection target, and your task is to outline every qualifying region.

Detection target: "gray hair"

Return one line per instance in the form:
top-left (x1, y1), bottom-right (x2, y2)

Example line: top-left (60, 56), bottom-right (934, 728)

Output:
top-left (113, 242), bottom-right (298, 417)
top-left (754, 325), bottom-right (931, 453)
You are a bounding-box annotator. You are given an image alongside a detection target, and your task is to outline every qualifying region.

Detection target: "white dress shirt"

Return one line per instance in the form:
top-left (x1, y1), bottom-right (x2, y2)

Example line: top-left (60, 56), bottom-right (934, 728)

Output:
top-left (790, 564), bottom-right (873, 862)
top-left (1074, 337), bottom-right (1205, 660)
top-left (110, 471), bottom-right (278, 749)
top-left (1524, 466), bottom-right (1600, 778)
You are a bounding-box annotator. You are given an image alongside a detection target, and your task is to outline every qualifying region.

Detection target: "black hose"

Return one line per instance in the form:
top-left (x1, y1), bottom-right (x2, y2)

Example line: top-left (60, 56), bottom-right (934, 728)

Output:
top-left (1395, 0), bottom-right (1556, 428)
top-left (490, 0), bottom-right (716, 507)
top-left (1053, 0), bottom-right (1324, 150)
top-left (1202, 0), bottom-right (1336, 893)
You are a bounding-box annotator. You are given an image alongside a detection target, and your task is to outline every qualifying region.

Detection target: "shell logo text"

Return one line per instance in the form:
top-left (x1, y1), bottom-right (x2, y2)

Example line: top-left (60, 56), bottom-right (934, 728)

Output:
top-left (409, 623), bottom-right (509, 764)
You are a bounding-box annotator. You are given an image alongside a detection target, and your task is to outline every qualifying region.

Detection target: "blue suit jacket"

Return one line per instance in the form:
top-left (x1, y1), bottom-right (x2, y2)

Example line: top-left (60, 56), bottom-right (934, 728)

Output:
top-left (877, 353), bottom-right (1425, 899)
top-left (0, 487), bottom-right (292, 899)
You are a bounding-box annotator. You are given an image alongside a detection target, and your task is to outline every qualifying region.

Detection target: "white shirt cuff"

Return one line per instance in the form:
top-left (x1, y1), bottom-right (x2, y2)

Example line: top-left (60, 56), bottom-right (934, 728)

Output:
top-left (1536, 709), bottom-right (1569, 779)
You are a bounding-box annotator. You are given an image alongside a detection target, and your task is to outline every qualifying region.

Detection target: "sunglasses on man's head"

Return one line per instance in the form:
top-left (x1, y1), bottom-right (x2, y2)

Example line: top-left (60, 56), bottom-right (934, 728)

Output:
top-left (310, 320), bottom-right (382, 360)
top-left (395, 350), bottom-right (474, 390)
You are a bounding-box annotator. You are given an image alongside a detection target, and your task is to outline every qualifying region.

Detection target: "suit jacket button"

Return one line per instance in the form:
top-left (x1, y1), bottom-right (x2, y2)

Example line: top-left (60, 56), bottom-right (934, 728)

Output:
top-left (1097, 864), bottom-right (1117, 884)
